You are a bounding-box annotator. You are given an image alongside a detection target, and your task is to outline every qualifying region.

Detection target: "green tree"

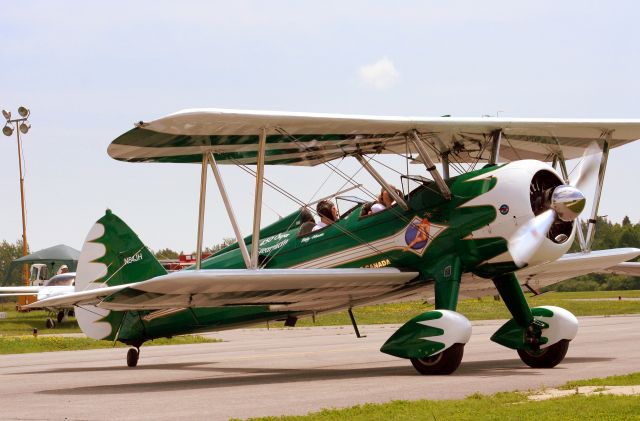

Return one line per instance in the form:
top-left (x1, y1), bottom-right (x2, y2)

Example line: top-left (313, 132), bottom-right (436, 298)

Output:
top-left (551, 216), bottom-right (640, 292)
top-left (154, 248), bottom-right (180, 260)
top-left (0, 239), bottom-right (28, 286)
top-left (205, 237), bottom-right (236, 254)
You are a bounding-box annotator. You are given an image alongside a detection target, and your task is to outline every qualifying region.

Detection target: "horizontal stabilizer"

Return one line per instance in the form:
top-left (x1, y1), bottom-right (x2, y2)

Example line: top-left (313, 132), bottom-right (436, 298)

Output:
top-left (24, 284), bottom-right (130, 309)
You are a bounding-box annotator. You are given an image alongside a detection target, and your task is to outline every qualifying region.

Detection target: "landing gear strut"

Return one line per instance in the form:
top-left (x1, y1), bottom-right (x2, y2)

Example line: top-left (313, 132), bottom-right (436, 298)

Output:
top-left (127, 347), bottom-right (140, 367)
top-left (45, 318), bottom-right (55, 329)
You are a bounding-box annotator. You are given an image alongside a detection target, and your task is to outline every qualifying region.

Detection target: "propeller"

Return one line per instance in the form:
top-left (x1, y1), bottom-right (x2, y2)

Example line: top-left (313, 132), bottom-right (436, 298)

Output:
top-left (572, 142), bottom-right (602, 193)
top-left (509, 143), bottom-right (602, 267)
top-left (509, 209), bottom-right (557, 267)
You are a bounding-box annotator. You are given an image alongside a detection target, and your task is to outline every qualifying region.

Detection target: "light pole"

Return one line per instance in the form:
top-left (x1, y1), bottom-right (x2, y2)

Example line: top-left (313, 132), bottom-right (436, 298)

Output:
top-left (3, 106), bottom-right (31, 287)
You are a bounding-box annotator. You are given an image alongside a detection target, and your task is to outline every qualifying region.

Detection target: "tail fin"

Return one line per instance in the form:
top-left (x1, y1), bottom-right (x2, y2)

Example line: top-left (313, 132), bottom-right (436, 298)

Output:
top-left (75, 209), bottom-right (166, 340)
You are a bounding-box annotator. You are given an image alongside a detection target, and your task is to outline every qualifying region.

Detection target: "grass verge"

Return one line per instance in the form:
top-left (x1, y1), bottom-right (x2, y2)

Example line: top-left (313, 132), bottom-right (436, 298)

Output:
top-left (561, 372), bottom-right (640, 388)
top-left (243, 373), bottom-right (640, 421)
top-left (0, 335), bottom-right (220, 354)
top-left (270, 290), bottom-right (640, 327)
top-left (1, 290), bottom-right (639, 335)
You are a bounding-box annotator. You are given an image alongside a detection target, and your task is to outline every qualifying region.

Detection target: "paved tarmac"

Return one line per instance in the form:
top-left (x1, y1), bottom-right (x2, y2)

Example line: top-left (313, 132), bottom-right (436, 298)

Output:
top-left (0, 315), bottom-right (638, 420)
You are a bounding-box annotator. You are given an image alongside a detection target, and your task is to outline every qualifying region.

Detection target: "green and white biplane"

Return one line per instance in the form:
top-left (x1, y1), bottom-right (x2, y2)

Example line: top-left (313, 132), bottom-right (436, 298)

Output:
top-left (28, 109), bottom-right (640, 374)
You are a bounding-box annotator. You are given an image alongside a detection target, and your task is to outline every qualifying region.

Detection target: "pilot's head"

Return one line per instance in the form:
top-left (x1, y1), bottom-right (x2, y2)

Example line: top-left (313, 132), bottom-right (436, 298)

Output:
top-left (317, 200), bottom-right (338, 222)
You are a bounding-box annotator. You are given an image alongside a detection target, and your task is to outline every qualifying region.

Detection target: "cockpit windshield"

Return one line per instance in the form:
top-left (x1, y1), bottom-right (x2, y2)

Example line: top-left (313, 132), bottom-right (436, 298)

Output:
top-left (336, 195), bottom-right (367, 219)
top-left (44, 274), bottom-right (76, 287)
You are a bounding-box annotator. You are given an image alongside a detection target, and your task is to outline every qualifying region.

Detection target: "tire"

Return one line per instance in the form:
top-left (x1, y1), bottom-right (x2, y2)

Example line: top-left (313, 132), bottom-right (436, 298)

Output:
top-left (518, 339), bottom-right (570, 368)
top-left (127, 348), bottom-right (139, 367)
top-left (57, 311), bottom-right (65, 323)
top-left (45, 318), bottom-right (55, 329)
top-left (410, 343), bottom-right (465, 375)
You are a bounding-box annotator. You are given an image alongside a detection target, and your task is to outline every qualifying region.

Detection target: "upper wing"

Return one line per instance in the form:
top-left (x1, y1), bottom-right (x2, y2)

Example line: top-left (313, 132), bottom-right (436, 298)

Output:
top-left (515, 248), bottom-right (640, 290)
top-left (27, 268), bottom-right (420, 313)
top-left (108, 109), bottom-right (640, 166)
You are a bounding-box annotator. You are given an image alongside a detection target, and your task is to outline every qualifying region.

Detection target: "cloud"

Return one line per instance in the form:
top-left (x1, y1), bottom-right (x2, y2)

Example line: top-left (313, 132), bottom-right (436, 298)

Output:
top-left (358, 57), bottom-right (399, 89)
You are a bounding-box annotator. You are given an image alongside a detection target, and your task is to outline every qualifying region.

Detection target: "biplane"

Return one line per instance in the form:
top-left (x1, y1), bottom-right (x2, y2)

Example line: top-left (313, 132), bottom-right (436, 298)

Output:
top-left (28, 109), bottom-right (640, 374)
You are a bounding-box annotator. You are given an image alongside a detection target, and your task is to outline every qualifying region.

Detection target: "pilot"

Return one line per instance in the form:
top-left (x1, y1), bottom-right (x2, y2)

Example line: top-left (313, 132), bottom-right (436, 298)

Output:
top-left (370, 186), bottom-right (402, 214)
top-left (313, 200), bottom-right (338, 231)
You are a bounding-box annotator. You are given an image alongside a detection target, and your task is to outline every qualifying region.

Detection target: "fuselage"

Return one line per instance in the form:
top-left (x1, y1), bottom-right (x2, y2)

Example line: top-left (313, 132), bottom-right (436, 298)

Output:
top-left (201, 159), bottom-right (573, 277)
top-left (80, 160), bottom-right (575, 345)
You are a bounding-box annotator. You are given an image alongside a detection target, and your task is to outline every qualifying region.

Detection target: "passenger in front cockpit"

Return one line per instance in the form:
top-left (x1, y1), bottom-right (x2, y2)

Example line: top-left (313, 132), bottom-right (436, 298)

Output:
top-left (369, 186), bottom-right (401, 214)
top-left (313, 200), bottom-right (338, 231)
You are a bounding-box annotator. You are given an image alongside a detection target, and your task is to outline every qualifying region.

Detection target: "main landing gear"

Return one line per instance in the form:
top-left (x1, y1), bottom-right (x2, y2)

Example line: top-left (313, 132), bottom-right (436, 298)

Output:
top-left (45, 310), bottom-right (68, 329)
top-left (491, 274), bottom-right (578, 369)
top-left (517, 339), bottom-right (570, 368)
top-left (410, 343), bottom-right (465, 375)
top-left (127, 347), bottom-right (140, 367)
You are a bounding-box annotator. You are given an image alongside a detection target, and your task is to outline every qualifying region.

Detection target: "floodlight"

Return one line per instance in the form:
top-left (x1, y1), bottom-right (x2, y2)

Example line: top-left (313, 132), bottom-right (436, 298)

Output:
top-left (19, 122), bottom-right (30, 134)
top-left (18, 106), bottom-right (30, 118)
top-left (2, 110), bottom-right (10, 120)
top-left (3, 124), bottom-right (14, 136)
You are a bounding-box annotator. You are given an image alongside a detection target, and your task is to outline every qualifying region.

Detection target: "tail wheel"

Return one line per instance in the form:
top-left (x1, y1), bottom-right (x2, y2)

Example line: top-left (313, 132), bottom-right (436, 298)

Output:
top-left (410, 343), bottom-right (465, 375)
top-left (127, 348), bottom-right (139, 367)
top-left (517, 339), bottom-right (570, 368)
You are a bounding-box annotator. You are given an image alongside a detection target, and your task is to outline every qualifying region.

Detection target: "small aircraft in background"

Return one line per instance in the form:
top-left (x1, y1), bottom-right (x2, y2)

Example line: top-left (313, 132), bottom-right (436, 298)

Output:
top-left (0, 272), bottom-right (76, 328)
top-left (29, 109), bottom-right (640, 373)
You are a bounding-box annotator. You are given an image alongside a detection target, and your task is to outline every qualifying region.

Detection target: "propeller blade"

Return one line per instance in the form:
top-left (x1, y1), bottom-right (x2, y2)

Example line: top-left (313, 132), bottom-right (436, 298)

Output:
top-left (572, 142), bottom-right (602, 192)
top-left (508, 209), bottom-right (557, 268)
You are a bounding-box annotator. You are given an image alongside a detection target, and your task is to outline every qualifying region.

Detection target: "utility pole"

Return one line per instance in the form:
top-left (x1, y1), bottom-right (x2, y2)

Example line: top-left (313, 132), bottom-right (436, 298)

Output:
top-left (3, 107), bottom-right (32, 293)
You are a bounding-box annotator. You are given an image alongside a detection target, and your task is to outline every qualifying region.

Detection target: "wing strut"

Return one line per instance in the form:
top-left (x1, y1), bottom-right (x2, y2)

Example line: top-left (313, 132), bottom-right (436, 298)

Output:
top-left (489, 130), bottom-right (502, 164)
top-left (194, 128), bottom-right (267, 270)
top-left (208, 152), bottom-right (252, 268)
top-left (441, 151), bottom-right (450, 179)
top-left (195, 154), bottom-right (208, 270)
top-left (555, 151), bottom-right (589, 252)
top-left (585, 132), bottom-right (611, 251)
top-left (250, 128), bottom-right (267, 268)
top-left (410, 131), bottom-right (452, 200)
top-left (355, 154), bottom-right (409, 210)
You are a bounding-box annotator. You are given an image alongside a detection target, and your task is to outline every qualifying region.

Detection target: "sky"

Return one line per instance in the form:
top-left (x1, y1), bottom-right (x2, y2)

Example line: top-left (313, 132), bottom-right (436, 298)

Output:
top-left (1, 1), bottom-right (639, 254)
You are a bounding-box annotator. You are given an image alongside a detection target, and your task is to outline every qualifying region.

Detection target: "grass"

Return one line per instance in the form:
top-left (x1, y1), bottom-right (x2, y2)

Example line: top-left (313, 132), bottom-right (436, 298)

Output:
top-left (1, 290), bottom-right (639, 336)
top-left (269, 290), bottom-right (640, 327)
top-left (243, 373), bottom-right (640, 421)
top-left (0, 334), bottom-right (220, 354)
top-left (0, 305), bottom-right (81, 335)
top-left (561, 372), bottom-right (640, 389)
top-left (245, 394), bottom-right (640, 421)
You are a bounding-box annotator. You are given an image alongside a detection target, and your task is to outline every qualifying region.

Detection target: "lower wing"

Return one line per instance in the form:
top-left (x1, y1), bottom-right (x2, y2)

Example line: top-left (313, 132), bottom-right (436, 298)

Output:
top-left (26, 268), bottom-right (420, 314)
